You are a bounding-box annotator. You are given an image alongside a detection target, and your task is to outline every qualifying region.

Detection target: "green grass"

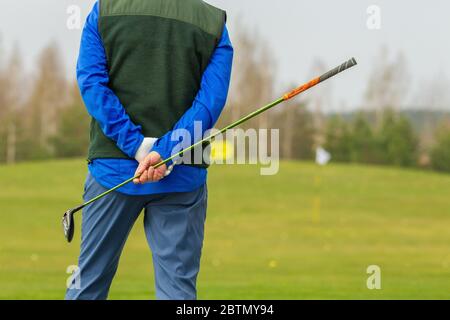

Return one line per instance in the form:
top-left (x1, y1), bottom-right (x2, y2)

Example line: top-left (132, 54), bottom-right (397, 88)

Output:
top-left (0, 159), bottom-right (449, 299)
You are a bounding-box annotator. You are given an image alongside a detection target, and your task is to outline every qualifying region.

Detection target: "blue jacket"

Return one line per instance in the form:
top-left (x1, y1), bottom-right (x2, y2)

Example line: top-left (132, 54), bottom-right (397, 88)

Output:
top-left (77, 2), bottom-right (233, 195)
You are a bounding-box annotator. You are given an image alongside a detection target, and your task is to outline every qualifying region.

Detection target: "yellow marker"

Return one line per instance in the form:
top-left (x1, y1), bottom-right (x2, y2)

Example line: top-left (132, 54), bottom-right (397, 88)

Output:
top-left (312, 196), bottom-right (321, 224)
top-left (312, 172), bottom-right (322, 224)
top-left (210, 140), bottom-right (234, 163)
top-left (314, 175), bottom-right (321, 187)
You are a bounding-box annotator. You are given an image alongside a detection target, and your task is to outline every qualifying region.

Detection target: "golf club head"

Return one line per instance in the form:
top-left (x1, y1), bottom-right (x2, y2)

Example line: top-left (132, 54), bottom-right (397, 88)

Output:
top-left (62, 206), bottom-right (83, 243)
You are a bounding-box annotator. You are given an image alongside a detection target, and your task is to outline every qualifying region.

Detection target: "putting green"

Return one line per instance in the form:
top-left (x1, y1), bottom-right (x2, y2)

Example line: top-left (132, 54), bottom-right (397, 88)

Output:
top-left (0, 159), bottom-right (449, 299)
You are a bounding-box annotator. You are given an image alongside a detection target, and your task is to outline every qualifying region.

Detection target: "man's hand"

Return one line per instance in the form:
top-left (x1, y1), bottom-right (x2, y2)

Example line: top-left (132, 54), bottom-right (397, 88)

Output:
top-left (133, 151), bottom-right (168, 184)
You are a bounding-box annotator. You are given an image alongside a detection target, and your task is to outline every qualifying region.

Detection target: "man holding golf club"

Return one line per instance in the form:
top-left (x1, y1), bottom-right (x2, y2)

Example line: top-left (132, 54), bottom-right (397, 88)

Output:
top-left (65, 0), bottom-right (233, 300)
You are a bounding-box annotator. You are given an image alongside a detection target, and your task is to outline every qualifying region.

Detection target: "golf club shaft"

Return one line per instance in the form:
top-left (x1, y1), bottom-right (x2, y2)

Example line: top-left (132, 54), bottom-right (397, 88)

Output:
top-left (82, 57), bottom-right (357, 208)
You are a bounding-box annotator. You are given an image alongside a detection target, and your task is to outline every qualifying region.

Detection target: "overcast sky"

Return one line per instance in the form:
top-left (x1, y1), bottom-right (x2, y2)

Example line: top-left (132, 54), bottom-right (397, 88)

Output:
top-left (1, 0), bottom-right (449, 111)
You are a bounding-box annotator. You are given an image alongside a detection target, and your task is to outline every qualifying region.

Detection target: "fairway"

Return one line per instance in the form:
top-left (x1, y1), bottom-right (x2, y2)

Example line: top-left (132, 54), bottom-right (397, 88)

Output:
top-left (0, 159), bottom-right (449, 299)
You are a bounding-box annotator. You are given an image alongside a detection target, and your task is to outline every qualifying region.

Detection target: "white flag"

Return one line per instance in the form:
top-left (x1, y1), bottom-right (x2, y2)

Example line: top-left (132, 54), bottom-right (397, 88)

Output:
top-left (316, 147), bottom-right (331, 166)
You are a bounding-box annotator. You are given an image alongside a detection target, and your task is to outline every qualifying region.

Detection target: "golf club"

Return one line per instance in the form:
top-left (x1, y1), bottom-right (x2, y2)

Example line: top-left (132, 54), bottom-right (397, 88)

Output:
top-left (62, 57), bottom-right (358, 243)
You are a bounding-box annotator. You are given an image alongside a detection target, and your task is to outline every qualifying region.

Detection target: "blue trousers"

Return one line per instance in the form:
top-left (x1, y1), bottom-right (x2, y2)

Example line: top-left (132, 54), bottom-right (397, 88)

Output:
top-left (65, 173), bottom-right (207, 300)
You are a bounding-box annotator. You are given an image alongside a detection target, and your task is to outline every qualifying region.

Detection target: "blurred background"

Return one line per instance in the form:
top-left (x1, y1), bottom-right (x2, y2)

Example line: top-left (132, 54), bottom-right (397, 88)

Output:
top-left (0, 0), bottom-right (449, 299)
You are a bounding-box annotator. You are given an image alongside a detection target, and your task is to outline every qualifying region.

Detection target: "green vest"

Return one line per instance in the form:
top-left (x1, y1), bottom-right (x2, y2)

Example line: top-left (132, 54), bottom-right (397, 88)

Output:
top-left (88, 0), bottom-right (226, 162)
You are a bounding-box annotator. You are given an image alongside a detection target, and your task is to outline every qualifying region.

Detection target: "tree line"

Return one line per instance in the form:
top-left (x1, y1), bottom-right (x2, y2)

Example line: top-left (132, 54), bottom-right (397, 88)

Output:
top-left (0, 43), bottom-right (90, 164)
top-left (1, 32), bottom-right (450, 173)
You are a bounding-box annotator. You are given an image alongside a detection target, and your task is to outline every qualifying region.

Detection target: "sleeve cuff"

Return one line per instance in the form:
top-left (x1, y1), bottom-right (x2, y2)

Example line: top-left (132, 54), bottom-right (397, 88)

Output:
top-left (135, 137), bottom-right (158, 162)
top-left (128, 134), bottom-right (145, 159)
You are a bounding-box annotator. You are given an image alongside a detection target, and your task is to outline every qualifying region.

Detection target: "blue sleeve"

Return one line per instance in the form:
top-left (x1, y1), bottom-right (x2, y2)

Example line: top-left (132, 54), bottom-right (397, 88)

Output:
top-left (151, 25), bottom-right (234, 163)
top-left (77, 2), bottom-right (144, 158)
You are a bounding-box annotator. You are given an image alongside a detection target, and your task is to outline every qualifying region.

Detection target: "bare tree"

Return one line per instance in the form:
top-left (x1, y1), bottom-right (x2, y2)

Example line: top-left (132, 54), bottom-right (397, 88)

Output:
top-left (24, 43), bottom-right (68, 158)
top-left (0, 36), bottom-right (6, 123)
top-left (414, 71), bottom-right (450, 111)
top-left (273, 99), bottom-right (315, 160)
top-left (0, 45), bottom-right (23, 164)
top-left (5, 47), bottom-right (22, 164)
top-left (306, 58), bottom-right (333, 147)
top-left (364, 47), bottom-right (410, 125)
top-left (224, 22), bottom-right (276, 130)
top-left (51, 81), bottom-right (90, 158)
top-left (281, 99), bottom-right (296, 159)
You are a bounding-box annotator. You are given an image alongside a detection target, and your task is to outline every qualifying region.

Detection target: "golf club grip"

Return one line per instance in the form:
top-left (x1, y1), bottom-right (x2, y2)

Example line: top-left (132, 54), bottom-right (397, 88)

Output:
top-left (319, 57), bottom-right (357, 83)
top-left (283, 57), bottom-right (357, 100)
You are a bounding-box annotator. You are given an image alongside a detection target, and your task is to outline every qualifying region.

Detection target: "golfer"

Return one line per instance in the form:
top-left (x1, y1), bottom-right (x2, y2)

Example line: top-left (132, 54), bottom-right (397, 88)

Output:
top-left (65, 0), bottom-right (233, 300)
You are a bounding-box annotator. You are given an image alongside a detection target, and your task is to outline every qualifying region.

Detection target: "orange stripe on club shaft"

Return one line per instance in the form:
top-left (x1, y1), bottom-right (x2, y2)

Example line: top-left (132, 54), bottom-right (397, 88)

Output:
top-left (283, 77), bottom-right (320, 101)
